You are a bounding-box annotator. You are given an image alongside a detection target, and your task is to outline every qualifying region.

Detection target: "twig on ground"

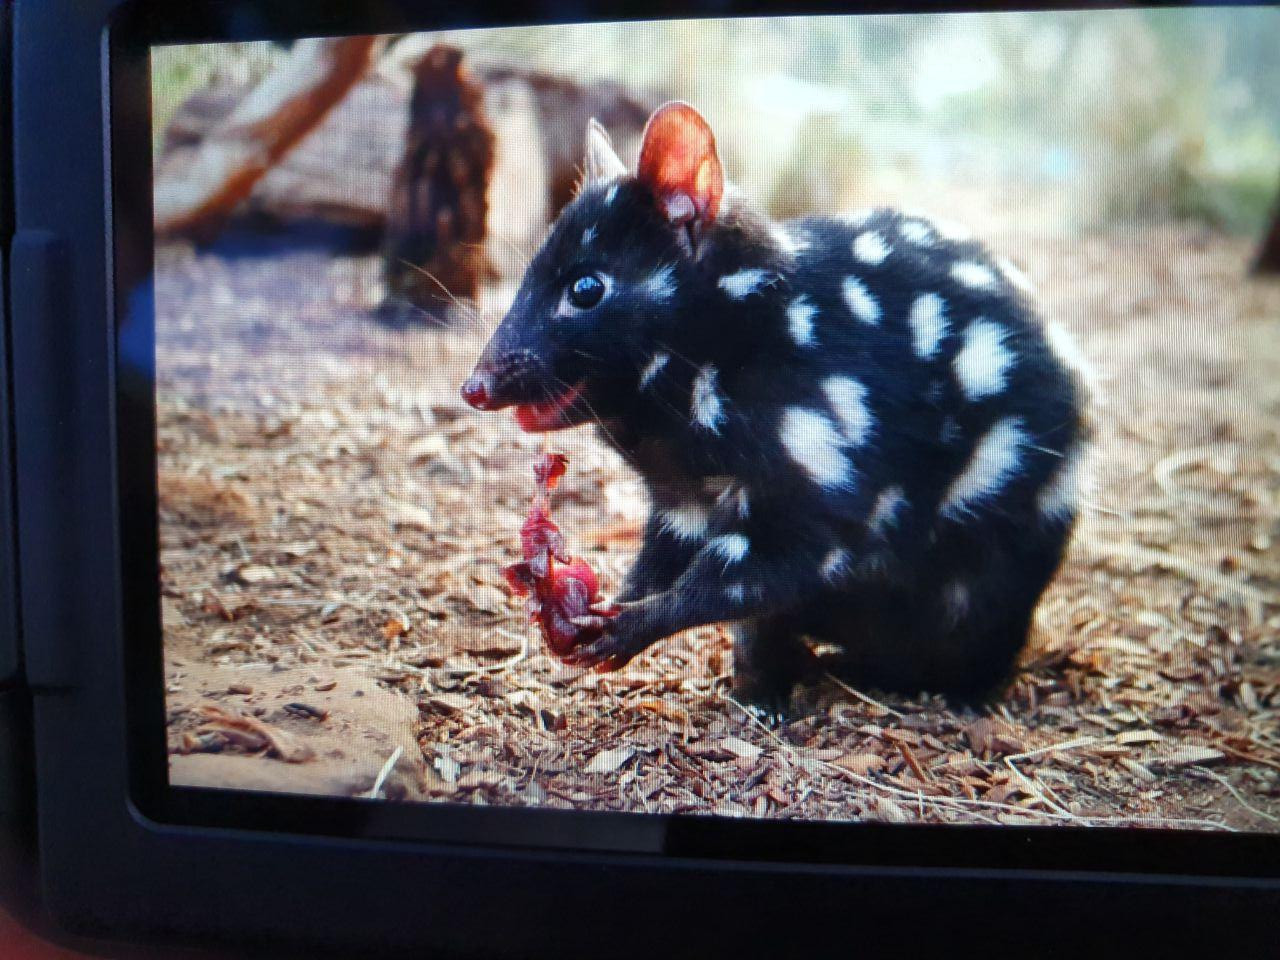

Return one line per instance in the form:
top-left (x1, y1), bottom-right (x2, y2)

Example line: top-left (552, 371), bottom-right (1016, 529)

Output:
top-left (364, 745), bottom-right (403, 800)
top-left (1189, 766), bottom-right (1280, 824)
top-left (823, 673), bottom-right (905, 719)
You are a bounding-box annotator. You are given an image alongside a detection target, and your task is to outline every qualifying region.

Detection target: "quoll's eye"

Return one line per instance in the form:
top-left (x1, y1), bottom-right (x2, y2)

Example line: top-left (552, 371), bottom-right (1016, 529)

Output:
top-left (568, 273), bottom-right (607, 309)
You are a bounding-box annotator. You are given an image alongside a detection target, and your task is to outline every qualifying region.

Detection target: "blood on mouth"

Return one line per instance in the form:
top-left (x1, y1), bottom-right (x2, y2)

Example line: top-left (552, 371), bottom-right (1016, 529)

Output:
top-left (502, 451), bottom-right (619, 657)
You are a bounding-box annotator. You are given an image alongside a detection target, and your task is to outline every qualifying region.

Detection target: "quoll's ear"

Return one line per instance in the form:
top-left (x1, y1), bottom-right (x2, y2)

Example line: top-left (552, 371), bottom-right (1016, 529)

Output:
top-left (583, 118), bottom-right (628, 185)
top-left (637, 101), bottom-right (725, 229)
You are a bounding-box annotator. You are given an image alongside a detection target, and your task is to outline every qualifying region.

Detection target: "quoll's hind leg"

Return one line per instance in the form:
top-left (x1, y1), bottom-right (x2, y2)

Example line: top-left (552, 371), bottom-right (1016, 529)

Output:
top-left (822, 521), bottom-right (1071, 700)
top-left (732, 615), bottom-right (816, 725)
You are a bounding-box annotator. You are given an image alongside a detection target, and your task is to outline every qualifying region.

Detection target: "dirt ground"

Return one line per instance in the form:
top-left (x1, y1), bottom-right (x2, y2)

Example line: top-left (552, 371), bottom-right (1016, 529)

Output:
top-left (157, 210), bottom-right (1280, 832)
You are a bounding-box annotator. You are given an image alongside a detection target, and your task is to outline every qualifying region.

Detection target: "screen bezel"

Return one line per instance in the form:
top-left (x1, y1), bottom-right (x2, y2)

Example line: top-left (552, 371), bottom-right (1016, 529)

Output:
top-left (112, 0), bottom-right (1280, 878)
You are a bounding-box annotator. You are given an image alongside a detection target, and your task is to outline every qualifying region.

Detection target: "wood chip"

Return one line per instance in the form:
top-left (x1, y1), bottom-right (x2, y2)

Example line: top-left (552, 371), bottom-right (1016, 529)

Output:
top-left (1159, 746), bottom-right (1226, 767)
top-left (831, 753), bottom-right (885, 776)
top-left (381, 617), bottom-right (410, 640)
top-left (719, 737), bottom-right (763, 760)
top-left (232, 563), bottom-right (276, 585)
top-left (584, 745), bottom-right (636, 774)
top-left (433, 755), bottom-right (460, 783)
top-left (1117, 730), bottom-right (1161, 745)
top-left (426, 693), bottom-right (470, 715)
top-left (965, 717), bottom-right (996, 755)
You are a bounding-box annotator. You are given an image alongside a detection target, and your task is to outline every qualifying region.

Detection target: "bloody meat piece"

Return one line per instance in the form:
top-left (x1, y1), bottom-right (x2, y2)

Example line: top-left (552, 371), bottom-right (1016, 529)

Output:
top-left (532, 451), bottom-right (568, 489)
top-left (502, 452), bottom-right (618, 657)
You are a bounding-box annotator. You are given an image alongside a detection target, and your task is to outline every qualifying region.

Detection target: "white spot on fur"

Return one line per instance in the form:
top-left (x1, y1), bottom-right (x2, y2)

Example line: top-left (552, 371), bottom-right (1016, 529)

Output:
top-left (822, 376), bottom-right (874, 447)
top-left (726, 583), bottom-right (747, 603)
top-left (691, 365), bottom-right (726, 433)
top-left (867, 486), bottom-right (906, 534)
top-left (604, 182), bottom-right (620, 206)
top-left (933, 218), bottom-right (974, 242)
top-left (942, 581), bottom-right (970, 623)
top-left (909, 293), bottom-right (948, 359)
top-left (1038, 444), bottom-right (1091, 523)
top-left (780, 408), bottom-right (853, 489)
top-left (658, 502), bottom-right (710, 541)
top-left (1044, 320), bottom-right (1102, 403)
top-left (719, 269), bottom-right (773, 299)
top-left (787, 296), bottom-right (818, 347)
top-left (820, 547), bottom-right (851, 583)
top-left (940, 416), bottom-right (1027, 519)
top-left (582, 225), bottom-right (597, 246)
top-left (638, 264), bottom-right (677, 302)
top-left (841, 276), bottom-right (881, 325)
top-left (951, 260), bottom-right (999, 290)
top-left (996, 255), bottom-right (1035, 294)
top-left (840, 208), bottom-right (875, 228)
top-left (899, 220), bottom-right (934, 245)
top-left (954, 319), bottom-right (1014, 400)
top-left (853, 230), bottom-right (890, 265)
top-left (771, 223), bottom-right (806, 256)
top-left (713, 483), bottom-right (750, 520)
top-left (639, 352), bottom-right (670, 390)
top-left (707, 533), bottom-right (750, 566)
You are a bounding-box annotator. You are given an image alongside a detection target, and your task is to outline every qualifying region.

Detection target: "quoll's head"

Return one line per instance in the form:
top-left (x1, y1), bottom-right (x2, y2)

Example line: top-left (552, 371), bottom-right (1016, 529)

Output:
top-left (461, 102), bottom-right (729, 432)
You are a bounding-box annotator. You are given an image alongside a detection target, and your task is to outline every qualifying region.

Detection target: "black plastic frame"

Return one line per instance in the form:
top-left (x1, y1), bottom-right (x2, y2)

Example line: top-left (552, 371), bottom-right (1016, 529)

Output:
top-left (12, 0), bottom-right (1279, 954)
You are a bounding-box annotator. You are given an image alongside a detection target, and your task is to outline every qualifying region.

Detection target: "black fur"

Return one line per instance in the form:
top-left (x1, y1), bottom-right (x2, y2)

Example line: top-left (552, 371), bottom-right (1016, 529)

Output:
top-left (468, 175), bottom-right (1090, 715)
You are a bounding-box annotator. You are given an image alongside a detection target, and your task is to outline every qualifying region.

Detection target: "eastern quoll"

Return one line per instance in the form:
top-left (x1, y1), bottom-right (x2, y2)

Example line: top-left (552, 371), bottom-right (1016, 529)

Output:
top-left (462, 101), bottom-right (1094, 719)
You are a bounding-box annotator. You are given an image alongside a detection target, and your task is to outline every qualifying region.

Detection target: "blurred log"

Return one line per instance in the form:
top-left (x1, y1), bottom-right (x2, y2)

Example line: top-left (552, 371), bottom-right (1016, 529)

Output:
top-left (381, 46), bottom-right (494, 316)
top-left (155, 44), bottom-right (656, 314)
top-left (154, 36), bottom-right (381, 238)
top-left (1253, 175), bottom-right (1280, 275)
top-left (160, 73), bottom-right (406, 233)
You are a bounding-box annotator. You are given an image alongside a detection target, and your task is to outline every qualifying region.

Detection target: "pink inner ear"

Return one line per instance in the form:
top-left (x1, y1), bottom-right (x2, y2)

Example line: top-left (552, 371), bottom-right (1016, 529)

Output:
top-left (637, 103), bottom-right (725, 225)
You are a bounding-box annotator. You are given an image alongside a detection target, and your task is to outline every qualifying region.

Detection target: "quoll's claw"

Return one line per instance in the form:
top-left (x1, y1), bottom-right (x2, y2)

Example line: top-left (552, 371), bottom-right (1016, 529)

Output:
top-left (560, 632), bottom-right (629, 670)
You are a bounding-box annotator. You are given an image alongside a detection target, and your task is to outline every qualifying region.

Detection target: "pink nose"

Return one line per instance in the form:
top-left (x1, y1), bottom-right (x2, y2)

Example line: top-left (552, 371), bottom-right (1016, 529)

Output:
top-left (461, 372), bottom-right (493, 410)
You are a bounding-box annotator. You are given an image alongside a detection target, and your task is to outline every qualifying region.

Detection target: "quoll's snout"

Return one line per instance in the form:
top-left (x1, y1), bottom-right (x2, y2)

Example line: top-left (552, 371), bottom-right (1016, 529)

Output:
top-left (460, 369), bottom-right (494, 410)
top-left (460, 348), bottom-right (548, 412)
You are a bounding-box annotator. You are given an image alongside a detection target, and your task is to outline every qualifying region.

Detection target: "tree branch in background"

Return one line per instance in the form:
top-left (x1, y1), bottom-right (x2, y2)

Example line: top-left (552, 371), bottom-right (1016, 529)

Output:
top-left (154, 36), bottom-right (380, 238)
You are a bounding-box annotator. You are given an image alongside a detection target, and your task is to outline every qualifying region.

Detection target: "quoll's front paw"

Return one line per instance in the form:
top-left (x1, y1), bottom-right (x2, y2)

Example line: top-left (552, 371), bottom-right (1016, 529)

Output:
top-left (732, 672), bottom-right (794, 728)
top-left (560, 604), bottom-right (647, 672)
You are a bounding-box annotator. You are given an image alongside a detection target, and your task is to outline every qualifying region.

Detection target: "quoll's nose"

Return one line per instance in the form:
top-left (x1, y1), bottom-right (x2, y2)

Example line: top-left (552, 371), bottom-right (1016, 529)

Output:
top-left (460, 370), bottom-right (494, 410)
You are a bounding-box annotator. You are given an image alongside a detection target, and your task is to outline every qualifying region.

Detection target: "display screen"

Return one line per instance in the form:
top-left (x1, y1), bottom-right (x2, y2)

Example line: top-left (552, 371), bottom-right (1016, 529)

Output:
top-left (144, 9), bottom-right (1280, 837)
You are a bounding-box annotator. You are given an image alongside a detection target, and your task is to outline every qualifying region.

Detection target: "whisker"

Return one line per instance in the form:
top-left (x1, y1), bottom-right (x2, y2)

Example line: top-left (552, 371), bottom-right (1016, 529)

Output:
top-left (395, 259), bottom-right (480, 321)
top-left (546, 371), bottom-right (626, 451)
